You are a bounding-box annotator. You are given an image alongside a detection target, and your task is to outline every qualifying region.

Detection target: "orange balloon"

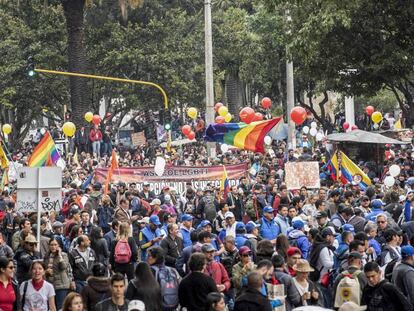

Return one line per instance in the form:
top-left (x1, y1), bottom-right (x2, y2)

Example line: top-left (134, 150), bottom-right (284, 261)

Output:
top-left (290, 107), bottom-right (307, 125)
top-left (187, 131), bottom-right (196, 140)
top-left (239, 107), bottom-right (255, 124)
top-left (181, 125), bottom-right (191, 136)
top-left (214, 102), bottom-right (224, 112)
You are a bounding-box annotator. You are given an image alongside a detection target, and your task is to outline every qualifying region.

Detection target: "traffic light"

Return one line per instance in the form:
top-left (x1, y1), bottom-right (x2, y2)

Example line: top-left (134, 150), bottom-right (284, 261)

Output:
top-left (164, 109), bottom-right (171, 131)
top-left (26, 56), bottom-right (36, 77)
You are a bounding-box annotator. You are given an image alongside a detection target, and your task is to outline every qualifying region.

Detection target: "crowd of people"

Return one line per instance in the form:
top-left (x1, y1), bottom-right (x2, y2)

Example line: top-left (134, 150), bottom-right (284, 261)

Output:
top-left (0, 121), bottom-right (414, 311)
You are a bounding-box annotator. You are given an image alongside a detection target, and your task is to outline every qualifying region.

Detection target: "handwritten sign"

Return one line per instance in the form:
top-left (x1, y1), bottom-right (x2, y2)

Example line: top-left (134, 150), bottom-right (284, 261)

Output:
top-left (131, 132), bottom-right (146, 146)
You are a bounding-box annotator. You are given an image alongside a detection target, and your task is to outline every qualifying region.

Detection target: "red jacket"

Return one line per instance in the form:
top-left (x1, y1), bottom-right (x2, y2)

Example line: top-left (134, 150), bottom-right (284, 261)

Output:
top-left (89, 128), bottom-right (103, 142)
top-left (205, 261), bottom-right (231, 291)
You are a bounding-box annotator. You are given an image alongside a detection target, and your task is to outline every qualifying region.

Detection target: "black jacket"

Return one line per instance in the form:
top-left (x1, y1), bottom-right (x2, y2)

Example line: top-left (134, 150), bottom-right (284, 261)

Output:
top-left (14, 247), bottom-right (41, 283)
top-left (69, 247), bottom-right (96, 281)
top-left (234, 288), bottom-right (272, 311)
top-left (160, 235), bottom-right (183, 267)
top-left (361, 280), bottom-right (411, 311)
top-left (178, 271), bottom-right (218, 311)
top-left (109, 237), bottom-right (139, 267)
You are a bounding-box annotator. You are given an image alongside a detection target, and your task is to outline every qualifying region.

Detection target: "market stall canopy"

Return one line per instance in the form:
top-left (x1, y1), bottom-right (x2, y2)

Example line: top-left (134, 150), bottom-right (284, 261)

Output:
top-left (327, 129), bottom-right (408, 145)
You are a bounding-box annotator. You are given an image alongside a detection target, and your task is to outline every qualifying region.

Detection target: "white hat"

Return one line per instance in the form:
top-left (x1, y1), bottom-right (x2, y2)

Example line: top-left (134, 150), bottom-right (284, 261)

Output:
top-left (128, 300), bottom-right (145, 311)
top-left (338, 302), bottom-right (366, 311)
top-left (224, 211), bottom-right (235, 219)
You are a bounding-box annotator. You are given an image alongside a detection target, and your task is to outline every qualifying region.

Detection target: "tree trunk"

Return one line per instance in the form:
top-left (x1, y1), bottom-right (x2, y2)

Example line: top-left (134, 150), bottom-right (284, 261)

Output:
top-left (225, 72), bottom-right (245, 118)
top-left (62, 0), bottom-right (89, 128)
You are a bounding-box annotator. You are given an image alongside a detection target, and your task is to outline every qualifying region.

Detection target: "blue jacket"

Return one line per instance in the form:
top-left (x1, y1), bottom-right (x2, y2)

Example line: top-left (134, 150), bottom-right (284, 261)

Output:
top-left (365, 208), bottom-right (383, 222)
top-left (287, 229), bottom-right (310, 259)
top-left (260, 217), bottom-right (279, 240)
top-left (368, 237), bottom-right (381, 257)
top-left (180, 226), bottom-right (193, 248)
top-left (404, 200), bottom-right (412, 222)
top-left (140, 226), bottom-right (162, 261)
top-left (334, 242), bottom-right (349, 270)
top-left (235, 234), bottom-right (248, 249)
top-left (275, 214), bottom-right (290, 235)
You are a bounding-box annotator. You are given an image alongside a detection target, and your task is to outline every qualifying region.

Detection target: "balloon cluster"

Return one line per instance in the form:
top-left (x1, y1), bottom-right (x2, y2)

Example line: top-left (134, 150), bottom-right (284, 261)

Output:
top-left (214, 103), bottom-right (233, 124)
top-left (302, 121), bottom-right (325, 141)
top-left (383, 164), bottom-right (401, 187)
top-left (181, 125), bottom-right (195, 140)
top-left (85, 112), bottom-right (101, 125)
top-left (365, 105), bottom-right (383, 124)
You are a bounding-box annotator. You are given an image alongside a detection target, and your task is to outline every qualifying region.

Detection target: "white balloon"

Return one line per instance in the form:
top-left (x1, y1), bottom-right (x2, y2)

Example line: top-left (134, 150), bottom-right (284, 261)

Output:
top-left (316, 132), bottom-right (324, 141)
top-left (311, 121), bottom-right (317, 128)
top-left (264, 136), bottom-right (272, 146)
top-left (309, 128), bottom-right (317, 137)
top-left (384, 176), bottom-right (395, 187)
top-left (40, 128), bottom-right (46, 135)
top-left (302, 126), bottom-right (310, 134)
top-left (220, 144), bottom-right (229, 153)
top-left (154, 156), bottom-right (166, 177)
top-left (389, 164), bottom-right (401, 177)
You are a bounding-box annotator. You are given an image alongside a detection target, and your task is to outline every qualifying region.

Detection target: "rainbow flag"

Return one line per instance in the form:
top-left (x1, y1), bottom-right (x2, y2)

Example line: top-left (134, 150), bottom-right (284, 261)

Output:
top-left (28, 131), bottom-right (61, 167)
top-left (220, 165), bottom-right (230, 199)
top-left (327, 152), bottom-right (340, 182)
top-left (339, 151), bottom-right (372, 189)
top-left (204, 117), bottom-right (282, 153)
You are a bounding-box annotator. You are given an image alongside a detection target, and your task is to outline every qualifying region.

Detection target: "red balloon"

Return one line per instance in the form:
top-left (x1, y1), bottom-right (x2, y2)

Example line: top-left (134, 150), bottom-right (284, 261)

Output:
top-left (92, 114), bottom-right (101, 125)
top-left (253, 112), bottom-right (264, 121)
top-left (343, 122), bottom-right (350, 130)
top-left (214, 102), bottom-right (224, 112)
top-left (352, 125), bottom-right (358, 130)
top-left (261, 97), bottom-right (272, 109)
top-left (187, 131), bottom-right (195, 140)
top-left (290, 107), bottom-right (307, 125)
top-left (365, 105), bottom-right (375, 116)
top-left (181, 125), bottom-right (191, 136)
top-left (215, 116), bottom-right (225, 124)
top-left (239, 107), bottom-right (255, 124)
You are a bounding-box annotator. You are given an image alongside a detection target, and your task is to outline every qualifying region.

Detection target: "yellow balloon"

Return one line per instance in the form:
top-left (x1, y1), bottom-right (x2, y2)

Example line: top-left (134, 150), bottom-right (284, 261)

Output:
top-left (218, 106), bottom-right (229, 117)
top-left (224, 113), bottom-right (232, 122)
top-left (62, 122), bottom-right (76, 137)
top-left (85, 112), bottom-right (93, 122)
top-left (187, 107), bottom-right (198, 119)
top-left (371, 111), bottom-right (383, 124)
top-left (2, 124), bottom-right (11, 135)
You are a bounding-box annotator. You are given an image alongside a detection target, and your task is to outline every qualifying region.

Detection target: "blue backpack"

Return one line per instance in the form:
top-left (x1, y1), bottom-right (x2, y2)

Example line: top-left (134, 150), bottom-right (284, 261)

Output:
top-left (152, 265), bottom-right (180, 310)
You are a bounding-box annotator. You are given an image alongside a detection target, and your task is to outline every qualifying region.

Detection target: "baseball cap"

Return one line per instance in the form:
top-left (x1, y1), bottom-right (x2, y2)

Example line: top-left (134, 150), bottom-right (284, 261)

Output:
top-left (361, 195), bottom-right (370, 201)
top-left (128, 300), bottom-right (145, 311)
top-left (239, 246), bottom-right (251, 255)
top-left (201, 243), bottom-right (215, 253)
top-left (224, 211), bottom-right (235, 219)
top-left (342, 224), bottom-right (355, 233)
top-left (263, 206), bottom-right (274, 213)
top-left (321, 227), bottom-right (335, 238)
top-left (143, 182), bottom-right (150, 186)
top-left (181, 214), bottom-right (193, 222)
top-left (149, 215), bottom-right (161, 226)
top-left (198, 220), bottom-right (212, 228)
top-left (93, 182), bottom-right (102, 191)
top-left (371, 199), bottom-right (385, 209)
top-left (150, 199), bottom-right (161, 206)
top-left (292, 219), bottom-right (305, 230)
top-left (52, 221), bottom-right (64, 229)
top-left (348, 252), bottom-right (362, 259)
top-left (245, 221), bottom-right (260, 233)
top-left (235, 222), bottom-right (246, 231)
top-left (401, 245), bottom-right (414, 258)
top-left (69, 206), bottom-right (81, 216)
top-left (287, 246), bottom-right (302, 257)
top-left (315, 211), bottom-right (328, 219)
top-left (139, 217), bottom-right (149, 224)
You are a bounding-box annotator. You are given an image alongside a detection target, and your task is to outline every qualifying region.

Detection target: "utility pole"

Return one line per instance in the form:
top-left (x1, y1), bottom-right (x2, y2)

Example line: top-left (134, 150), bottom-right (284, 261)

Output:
top-left (205, 0), bottom-right (216, 158)
top-left (285, 12), bottom-right (296, 150)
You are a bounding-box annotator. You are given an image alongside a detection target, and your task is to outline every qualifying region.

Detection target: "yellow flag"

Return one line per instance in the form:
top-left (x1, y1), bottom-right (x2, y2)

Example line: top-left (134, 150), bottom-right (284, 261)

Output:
top-left (395, 119), bottom-right (402, 129)
top-left (73, 148), bottom-right (79, 166)
top-left (0, 143), bottom-right (9, 169)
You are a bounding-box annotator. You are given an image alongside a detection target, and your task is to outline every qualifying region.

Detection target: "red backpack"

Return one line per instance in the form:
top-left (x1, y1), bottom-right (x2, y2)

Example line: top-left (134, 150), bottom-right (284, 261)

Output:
top-left (114, 239), bottom-right (132, 264)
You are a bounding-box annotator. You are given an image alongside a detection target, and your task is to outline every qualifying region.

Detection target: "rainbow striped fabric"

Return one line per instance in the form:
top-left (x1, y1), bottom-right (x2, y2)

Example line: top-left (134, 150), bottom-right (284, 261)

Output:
top-left (204, 117), bottom-right (282, 153)
top-left (28, 131), bottom-right (61, 167)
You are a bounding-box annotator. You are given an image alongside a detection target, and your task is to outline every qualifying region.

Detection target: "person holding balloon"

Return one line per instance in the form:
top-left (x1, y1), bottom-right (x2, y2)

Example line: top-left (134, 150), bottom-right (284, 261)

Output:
top-left (89, 124), bottom-right (103, 159)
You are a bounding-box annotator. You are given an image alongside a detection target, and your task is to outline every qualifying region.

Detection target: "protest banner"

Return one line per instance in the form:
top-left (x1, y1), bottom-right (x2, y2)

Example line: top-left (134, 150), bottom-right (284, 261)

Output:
top-left (95, 163), bottom-right (248, 194)
top-left (285, 161), bottom-right (320, 190)
top-left (131, 132), bottom-right (146, 146)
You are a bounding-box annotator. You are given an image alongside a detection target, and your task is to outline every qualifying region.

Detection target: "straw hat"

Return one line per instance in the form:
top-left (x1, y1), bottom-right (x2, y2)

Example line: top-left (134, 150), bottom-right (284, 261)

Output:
top-left (293, 259), bottom-right (314, 273)
top-left (25, 235), bottom-right (38, 244)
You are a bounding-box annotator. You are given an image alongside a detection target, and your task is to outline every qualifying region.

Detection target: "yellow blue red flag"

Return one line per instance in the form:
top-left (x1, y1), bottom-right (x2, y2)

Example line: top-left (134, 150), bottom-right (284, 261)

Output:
top-left (339, 151), bottom-right (372, 189)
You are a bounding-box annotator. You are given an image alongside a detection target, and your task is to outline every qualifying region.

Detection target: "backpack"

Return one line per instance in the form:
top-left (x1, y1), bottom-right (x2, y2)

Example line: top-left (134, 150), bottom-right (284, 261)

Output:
top-left (245, 195), bottom-right (258, 221)
top-left (152, 265), bottom-right (179, 309)
top-left (334, 270), bottom-right (362, 308)
top-left (114, 239), bottom-right (132, 264)
top-left (384, 258), bottom-right (400, 282)
top-left (203, 195), bottom-right (217, 223)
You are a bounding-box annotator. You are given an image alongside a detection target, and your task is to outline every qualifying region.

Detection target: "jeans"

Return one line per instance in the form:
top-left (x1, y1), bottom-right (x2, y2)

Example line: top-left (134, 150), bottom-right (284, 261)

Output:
top-left (92, 141), bottom-right (101, 158)
top-left (75, 280), bottom-right (87, 293)
top-left (55, 289), bottom-right (69, 310)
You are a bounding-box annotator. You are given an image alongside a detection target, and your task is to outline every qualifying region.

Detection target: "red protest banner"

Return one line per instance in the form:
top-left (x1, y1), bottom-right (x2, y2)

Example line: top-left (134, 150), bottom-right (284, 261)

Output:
top-left (94, 163), bottom-right (248, 194)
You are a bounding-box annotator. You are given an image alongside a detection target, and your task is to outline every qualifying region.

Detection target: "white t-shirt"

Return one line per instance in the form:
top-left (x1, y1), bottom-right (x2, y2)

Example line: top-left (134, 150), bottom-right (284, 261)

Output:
top-left (20, 280), bottom-right (55, 311)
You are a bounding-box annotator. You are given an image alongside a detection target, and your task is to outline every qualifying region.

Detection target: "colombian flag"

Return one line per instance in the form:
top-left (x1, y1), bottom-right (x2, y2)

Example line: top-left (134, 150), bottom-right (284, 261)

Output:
top-left (327, 152), bottom-right (340, 182)
top-left (220, 165), bottom-right (230, 199)
top-left (339, 151), bottom-right (372, 190)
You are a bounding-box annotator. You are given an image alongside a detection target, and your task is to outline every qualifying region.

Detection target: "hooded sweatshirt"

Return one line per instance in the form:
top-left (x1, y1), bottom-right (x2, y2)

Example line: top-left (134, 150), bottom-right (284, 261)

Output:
top-left (287, 229), bottom-right (310, 259)
top-left (81, 277), bottom-right (111, 311)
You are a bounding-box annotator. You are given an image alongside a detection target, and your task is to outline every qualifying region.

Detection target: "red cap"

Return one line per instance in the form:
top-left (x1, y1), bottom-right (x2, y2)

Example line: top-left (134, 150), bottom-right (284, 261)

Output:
top-left (287, 247), bottom-right (302, 257)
